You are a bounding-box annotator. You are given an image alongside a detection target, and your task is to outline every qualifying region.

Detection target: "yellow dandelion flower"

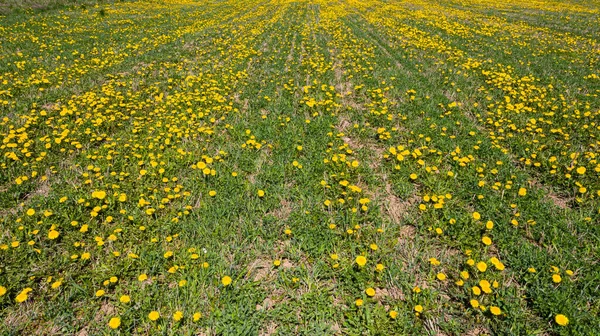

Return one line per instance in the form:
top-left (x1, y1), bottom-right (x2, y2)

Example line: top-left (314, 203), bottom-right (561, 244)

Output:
top-left (15, 288), bottom-right (32, 303)
top-left (481, 236), bottom-right (492, 246)
top-left (15, 293), bottom-right (28, 303)
top-left (48, 230), bottom-right (59, 240)
top-left (108, 317), bottom-right (121, 329)
top-left (92, 191), bottom-right (106, 199)
top-left (148, 311), bottom-right (160, 321)
top-left (555, 314), bottom-right (569, 326)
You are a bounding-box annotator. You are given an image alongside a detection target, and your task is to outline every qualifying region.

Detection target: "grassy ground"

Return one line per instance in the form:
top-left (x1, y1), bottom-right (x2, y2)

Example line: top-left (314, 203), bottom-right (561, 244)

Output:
top-left (0, 0), bottom-right (122, 14)
top-left (0, 0), bottom-right (599, 334)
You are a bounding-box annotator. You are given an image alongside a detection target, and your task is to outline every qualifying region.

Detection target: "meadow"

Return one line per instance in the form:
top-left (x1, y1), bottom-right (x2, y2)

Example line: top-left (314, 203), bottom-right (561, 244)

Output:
top-left (0, 0), bottom-right (599, 334)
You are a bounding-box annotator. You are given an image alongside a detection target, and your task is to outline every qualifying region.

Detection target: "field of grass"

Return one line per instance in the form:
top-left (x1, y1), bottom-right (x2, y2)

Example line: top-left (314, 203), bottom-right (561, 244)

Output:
top-left (0, 0), bottom-right (122, 14)
top-left (0, 0), bottom-right (599, 334)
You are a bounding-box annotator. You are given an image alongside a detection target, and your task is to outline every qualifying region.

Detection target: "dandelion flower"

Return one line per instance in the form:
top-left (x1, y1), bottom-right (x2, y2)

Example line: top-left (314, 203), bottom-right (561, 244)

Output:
top-left (221, 276), bottom-right (232, 286)
top-left (15, 288), bottom-right (32, 303)
top-left (92, 191), bottom-right (106, 199)
top-left (555, 314), bottom-right (569, 326)
top-left (148, 311), bottom-right (160, 321)
top-left (48, 230), bottom-right (60, 240)
top-left (15, 292), bottom-right (28, 303)
top-left (108, 317), bottom-right (121, 329)
top-left (552, 274), bottom-right (562, 283)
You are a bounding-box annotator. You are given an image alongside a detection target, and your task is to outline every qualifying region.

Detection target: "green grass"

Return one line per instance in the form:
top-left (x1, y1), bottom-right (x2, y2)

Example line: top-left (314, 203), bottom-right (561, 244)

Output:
top-left (1, 0), bottom-right (599, 334)
top-left (0, 0), bottom-right (125, 14)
